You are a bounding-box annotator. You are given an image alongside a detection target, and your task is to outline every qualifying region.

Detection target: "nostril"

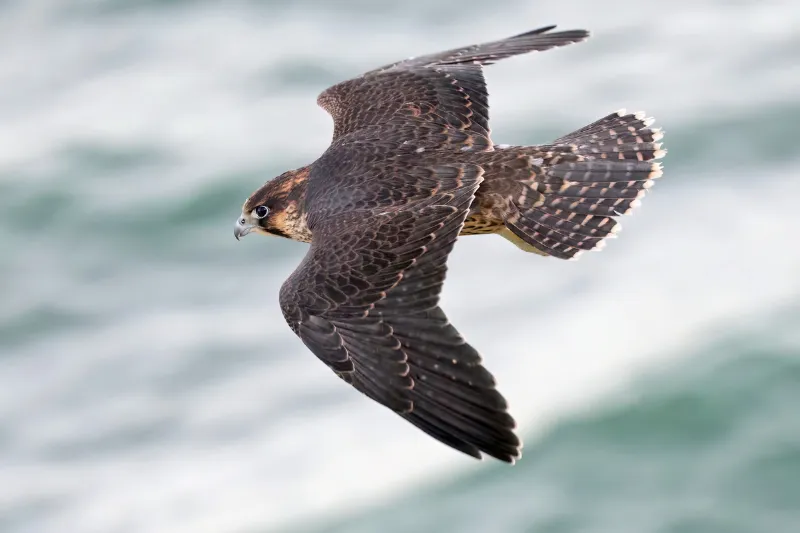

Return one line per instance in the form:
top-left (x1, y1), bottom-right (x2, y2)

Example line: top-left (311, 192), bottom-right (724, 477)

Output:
top-left (240, 218), bottom-right (246, 225)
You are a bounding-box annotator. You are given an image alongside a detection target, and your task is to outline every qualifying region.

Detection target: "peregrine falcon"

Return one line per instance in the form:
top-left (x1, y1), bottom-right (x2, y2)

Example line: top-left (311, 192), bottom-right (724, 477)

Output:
top-left (234, 25), bottom-right (666, 463)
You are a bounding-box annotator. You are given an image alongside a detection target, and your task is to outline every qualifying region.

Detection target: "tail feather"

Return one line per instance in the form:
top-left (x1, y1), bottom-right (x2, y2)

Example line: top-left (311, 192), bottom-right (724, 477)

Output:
top-left (546, 159), bottom-right (662, 180)
top-left (538, 205), bottom-right (621, 239)
top-left (509, 211), bottom-right (605, 252)
top-left (543, 195), bottom-right (643, 217)
top-left (574, 142), bottom-right (666, 162)
top-left (543, 179), bottom-right (655, 199)
top-left (486, 111), bottom-right (666, 259)
top-left (505, 220), bottom-right (586, 260)
top-left (553, 109), bottom-right (664, 145)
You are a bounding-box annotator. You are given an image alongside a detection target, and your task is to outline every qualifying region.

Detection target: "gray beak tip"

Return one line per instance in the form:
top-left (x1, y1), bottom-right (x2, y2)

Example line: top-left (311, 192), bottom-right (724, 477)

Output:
top-left (234, 215), bottom-right (253, 241)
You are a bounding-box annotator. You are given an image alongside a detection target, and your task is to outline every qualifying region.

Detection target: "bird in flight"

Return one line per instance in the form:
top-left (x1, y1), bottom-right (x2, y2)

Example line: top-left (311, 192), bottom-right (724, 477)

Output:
top-left (234, 25), bottom-right (666, 463)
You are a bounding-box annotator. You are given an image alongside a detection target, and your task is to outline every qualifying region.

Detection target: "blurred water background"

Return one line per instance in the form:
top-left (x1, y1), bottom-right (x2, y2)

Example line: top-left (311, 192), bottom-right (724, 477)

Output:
top-left (2, 1), bottom-right (799, 532)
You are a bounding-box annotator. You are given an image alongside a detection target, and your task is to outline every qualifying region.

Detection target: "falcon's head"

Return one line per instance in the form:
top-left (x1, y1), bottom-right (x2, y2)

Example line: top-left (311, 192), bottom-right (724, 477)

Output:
top-left (234, 165), bottom-right (311, 242)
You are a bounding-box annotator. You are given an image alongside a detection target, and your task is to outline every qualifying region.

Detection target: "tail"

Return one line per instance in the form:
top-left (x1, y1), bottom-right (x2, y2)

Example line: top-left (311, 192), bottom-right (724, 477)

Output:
top-left (484, 110), bottom-right (666, 260)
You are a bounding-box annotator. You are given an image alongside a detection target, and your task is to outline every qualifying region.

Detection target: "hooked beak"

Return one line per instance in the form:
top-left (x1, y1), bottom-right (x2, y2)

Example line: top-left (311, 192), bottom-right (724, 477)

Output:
top-left (234, 214), bottom-right (254, 241)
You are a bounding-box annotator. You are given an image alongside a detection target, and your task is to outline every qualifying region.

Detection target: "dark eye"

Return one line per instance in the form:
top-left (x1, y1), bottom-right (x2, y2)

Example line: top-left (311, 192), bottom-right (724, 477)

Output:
top-left (254, 205), bottom-right (269, 219)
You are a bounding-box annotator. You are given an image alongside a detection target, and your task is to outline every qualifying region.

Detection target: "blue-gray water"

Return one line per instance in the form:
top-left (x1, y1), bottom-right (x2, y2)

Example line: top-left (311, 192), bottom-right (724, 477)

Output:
top-left (2, 1), bottom-right (799, 532)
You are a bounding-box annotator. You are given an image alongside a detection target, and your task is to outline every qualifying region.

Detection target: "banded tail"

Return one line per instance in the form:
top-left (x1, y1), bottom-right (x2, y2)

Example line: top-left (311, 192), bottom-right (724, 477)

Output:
top-left (473, 110), bottom-right (666, 260)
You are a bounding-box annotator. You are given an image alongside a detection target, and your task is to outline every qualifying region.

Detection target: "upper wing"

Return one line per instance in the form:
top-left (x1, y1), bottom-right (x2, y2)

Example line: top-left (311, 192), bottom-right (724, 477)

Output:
top-left (318, 25), bottom-right (589, 143)
top-left (279, 164), bottom-right (521, 462)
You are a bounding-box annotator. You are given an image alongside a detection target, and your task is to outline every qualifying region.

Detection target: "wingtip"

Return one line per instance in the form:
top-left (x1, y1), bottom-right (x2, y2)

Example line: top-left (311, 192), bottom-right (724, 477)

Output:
top-left (483, 449), bottom-right (522, 465)
top-left (516, 25), bottom-right (590, 41)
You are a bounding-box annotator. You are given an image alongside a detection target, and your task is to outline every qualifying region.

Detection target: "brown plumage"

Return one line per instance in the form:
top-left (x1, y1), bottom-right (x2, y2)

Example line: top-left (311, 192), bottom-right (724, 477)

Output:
top-left (234, 25), bottom-right (666, 463)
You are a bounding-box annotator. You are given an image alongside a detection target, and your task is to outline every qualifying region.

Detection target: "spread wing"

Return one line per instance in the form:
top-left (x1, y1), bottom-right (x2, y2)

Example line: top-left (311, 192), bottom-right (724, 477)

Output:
top-left (317, 25), bottom-right (589, 144)
top-left (279, 162), bottom-right (521, 462)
